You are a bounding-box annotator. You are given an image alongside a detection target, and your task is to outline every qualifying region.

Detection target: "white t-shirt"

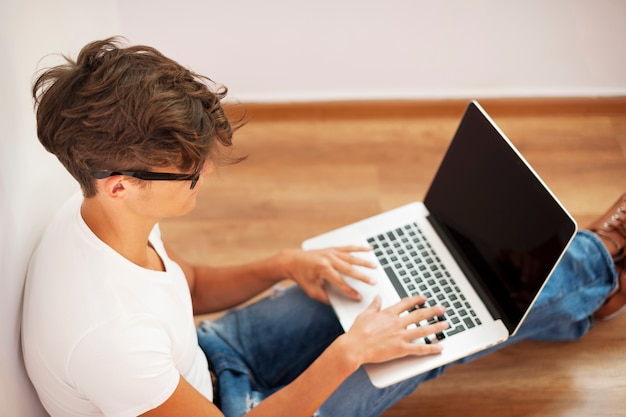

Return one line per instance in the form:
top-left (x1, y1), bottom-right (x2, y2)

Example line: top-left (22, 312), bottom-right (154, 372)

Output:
top-left (22, 193), bottom-right (213, 417)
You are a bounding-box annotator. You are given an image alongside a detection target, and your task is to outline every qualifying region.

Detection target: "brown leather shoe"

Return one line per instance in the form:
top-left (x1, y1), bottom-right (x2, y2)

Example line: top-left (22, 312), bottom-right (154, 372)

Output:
top-left (589, 193), bottom-right (626, 262)
top-left (594, 259), bottom-right (626, 321)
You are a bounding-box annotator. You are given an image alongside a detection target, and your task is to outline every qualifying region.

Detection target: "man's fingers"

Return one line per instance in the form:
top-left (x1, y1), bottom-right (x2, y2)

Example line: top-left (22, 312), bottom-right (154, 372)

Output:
top-left (385, 294), bottom-right (429, 315)
top-left (334, 249), bottom-right (377, 269)
top-left (332, 259), bottom-right (377, 286)
top-left (404, 319), bottom-right (449, 341)
top-left (404, 304), bottom-right (447, 325)
top-left (386, 296), bottom-right (448, 334)
top-left (366, 294), bottom-right (382, 311)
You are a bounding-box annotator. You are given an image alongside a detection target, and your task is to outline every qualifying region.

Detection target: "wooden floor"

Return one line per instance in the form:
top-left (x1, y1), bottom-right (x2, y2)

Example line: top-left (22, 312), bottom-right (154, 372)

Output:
top-left (161, 98), bottom-right (626, 416)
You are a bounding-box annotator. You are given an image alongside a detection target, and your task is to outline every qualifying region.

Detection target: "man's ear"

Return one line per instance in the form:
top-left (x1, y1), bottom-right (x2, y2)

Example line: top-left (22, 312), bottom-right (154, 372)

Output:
top-left (101, 177), bottom-right (127, 199)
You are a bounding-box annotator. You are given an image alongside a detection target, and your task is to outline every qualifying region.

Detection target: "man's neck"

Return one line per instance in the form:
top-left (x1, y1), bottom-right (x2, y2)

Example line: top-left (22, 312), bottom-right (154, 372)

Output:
top-left (80, 197), bottom-right (164, 271)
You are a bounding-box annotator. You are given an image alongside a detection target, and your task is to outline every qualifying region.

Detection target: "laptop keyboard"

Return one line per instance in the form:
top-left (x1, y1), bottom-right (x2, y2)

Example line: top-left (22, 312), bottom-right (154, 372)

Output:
top-left (367, 222), bottom-right (482, 343)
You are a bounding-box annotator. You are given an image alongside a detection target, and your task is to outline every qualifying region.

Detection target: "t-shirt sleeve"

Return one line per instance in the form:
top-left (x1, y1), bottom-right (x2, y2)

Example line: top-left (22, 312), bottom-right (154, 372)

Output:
top-left (68, 315), bottom-right (180, 417)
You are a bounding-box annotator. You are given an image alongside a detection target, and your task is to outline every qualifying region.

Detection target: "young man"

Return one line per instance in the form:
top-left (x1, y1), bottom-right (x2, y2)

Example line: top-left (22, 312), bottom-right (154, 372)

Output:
top-left (22, 38), bottom-right (625, 417)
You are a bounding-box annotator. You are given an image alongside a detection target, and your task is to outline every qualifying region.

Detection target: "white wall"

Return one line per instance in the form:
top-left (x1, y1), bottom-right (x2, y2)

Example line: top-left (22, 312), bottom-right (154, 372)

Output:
top-left (1, 1), bottom-right (624, 416)
top-left (0, 2), bottom-right (121, 416)
top-left (116, 0), bottom-right (626, 102)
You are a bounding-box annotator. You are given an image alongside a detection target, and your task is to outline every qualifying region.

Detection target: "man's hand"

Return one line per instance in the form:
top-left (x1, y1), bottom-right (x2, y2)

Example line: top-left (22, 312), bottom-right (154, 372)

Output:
top-left (341, 295), bottom-right (449, 365)
top-left (277, 246), bottom-right (377, 303)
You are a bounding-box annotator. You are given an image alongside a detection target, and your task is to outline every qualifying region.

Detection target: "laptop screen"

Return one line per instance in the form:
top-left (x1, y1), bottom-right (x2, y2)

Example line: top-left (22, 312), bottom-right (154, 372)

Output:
top-left (424, 102), bottom-right (577, 334)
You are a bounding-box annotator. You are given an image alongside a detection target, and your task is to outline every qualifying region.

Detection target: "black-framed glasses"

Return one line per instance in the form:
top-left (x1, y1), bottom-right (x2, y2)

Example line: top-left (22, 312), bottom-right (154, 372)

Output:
top-left (92, 170), bottom-right (201, 190)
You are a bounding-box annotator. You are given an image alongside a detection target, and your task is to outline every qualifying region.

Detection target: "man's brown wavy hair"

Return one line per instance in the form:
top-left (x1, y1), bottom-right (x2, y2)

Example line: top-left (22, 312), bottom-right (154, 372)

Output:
top-left (32, 37), bottom-right (244, 197)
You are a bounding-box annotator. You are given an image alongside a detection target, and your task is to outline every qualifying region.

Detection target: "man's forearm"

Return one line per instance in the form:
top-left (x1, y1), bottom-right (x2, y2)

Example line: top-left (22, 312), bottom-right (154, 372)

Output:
top-left (190, 252), bottom-right (290, 314)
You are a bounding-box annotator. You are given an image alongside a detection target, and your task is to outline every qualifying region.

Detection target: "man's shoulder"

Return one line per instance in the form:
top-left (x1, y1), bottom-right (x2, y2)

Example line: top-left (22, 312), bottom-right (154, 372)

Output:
top-left (35, 192), bottom-right (84, 250)
top-left (29, 195), bottom-right (97, 276)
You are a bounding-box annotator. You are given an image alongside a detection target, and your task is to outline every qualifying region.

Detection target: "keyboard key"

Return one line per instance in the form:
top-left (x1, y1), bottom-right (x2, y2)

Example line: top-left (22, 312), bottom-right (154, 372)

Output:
top-left (463, 317), bottom-right (476, 329)
top-left (383, 267), bottom-right (408, 298)
top-left (446, 325), bottom-right (466, 336)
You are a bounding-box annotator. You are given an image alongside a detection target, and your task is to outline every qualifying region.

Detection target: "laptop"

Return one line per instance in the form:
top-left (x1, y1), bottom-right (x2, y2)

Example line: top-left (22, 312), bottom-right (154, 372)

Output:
top-left (302, 101), bottom-right (577, 388)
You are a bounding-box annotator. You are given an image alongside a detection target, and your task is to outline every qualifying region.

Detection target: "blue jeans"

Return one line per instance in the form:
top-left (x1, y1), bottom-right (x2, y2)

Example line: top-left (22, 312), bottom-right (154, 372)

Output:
top-left (197, 231), bottom-right (616, 417)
